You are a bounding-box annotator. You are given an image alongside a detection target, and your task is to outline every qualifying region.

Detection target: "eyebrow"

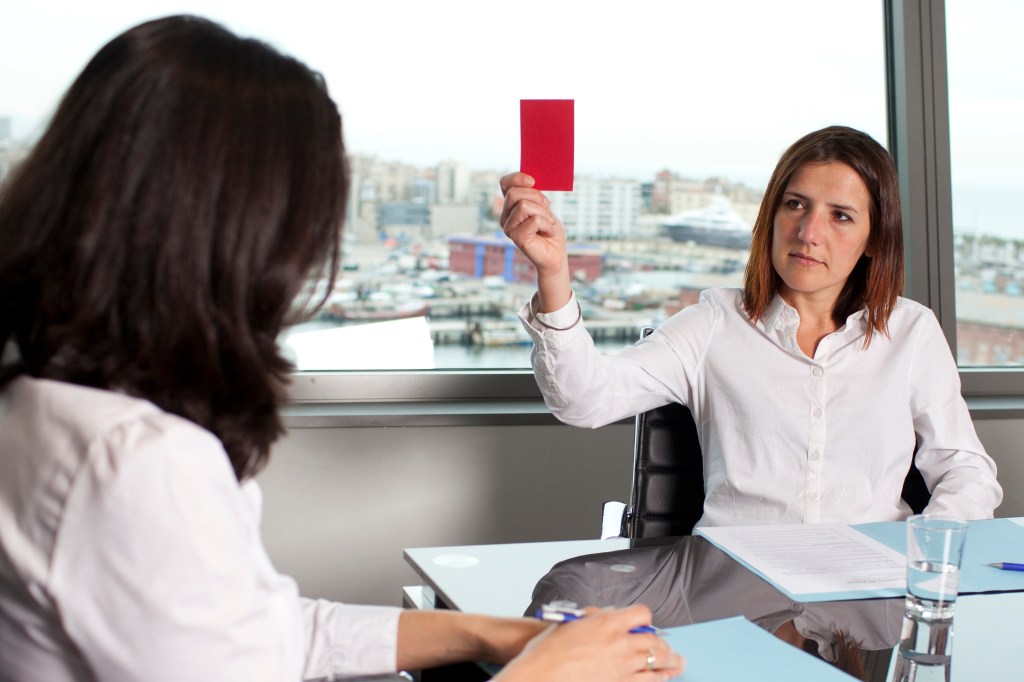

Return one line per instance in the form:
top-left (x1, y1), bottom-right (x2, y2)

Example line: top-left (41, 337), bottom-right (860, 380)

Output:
top-left (783, 190), bottom-right (862, 215)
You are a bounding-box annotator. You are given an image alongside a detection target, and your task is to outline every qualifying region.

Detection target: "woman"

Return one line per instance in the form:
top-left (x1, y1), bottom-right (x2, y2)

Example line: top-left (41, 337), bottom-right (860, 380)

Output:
top-left (500, 126), bottom-right (1001, 527)
top-left (0, 16), bottom-right (683, 681)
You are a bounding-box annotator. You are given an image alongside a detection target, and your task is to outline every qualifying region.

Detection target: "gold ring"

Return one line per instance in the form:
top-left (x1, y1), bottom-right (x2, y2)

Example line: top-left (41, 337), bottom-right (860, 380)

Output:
top-left (645, 648), bottom-right (656, 671)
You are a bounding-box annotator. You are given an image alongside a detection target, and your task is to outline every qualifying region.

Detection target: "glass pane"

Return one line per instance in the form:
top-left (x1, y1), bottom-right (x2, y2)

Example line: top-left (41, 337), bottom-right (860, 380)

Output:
top-left (0, 2), bottom-right (886, 370)
top-left (947, 0), bottom-right (1024, 367)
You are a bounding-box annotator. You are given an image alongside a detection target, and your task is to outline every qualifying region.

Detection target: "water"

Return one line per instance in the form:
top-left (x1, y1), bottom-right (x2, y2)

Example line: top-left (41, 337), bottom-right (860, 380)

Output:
top-left (906, 560), bottom-right (960, 617)
top-left (892, 615), bottom-right (953, 682)
top-left (894, 560), bottom-right (958, 682)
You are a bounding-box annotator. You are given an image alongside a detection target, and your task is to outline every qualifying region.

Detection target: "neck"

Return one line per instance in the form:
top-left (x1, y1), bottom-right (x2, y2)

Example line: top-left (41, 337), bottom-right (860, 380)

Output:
top-left (779, 289), bottom-right (839, 357)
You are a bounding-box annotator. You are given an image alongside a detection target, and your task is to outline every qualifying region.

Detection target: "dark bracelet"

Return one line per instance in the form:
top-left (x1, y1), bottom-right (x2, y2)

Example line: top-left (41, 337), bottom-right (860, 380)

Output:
top-left (530, 295), bottom-right (582, 331)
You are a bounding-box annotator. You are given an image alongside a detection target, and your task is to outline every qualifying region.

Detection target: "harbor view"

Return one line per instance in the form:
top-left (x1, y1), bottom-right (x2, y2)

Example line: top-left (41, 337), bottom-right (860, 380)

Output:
top-left (1, 124), bottom-right (1020, 370)
top-left (272, 153), bottom-right (1023, 370)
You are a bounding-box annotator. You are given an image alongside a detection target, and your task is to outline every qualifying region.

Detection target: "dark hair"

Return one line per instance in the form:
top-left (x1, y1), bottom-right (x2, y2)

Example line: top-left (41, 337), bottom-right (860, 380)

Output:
top-left (742, 126), bottom-right (903, 345)
top-left (0, 15), bottom-right (346, 479)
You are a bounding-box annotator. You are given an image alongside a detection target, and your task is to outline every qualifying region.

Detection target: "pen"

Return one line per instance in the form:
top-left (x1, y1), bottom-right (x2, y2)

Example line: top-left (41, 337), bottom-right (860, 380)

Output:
top-left (535, 605), bottom-right (658, 634)
top-left (988, 562), bottom-right (1024, 572)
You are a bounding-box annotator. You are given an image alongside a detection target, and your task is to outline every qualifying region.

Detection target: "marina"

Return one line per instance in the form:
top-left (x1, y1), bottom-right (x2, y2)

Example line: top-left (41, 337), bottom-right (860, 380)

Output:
top-left (283, 236), bottom-right (747, 370)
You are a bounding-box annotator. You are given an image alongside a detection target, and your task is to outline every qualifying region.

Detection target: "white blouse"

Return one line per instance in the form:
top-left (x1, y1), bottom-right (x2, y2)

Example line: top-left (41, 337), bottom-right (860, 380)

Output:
top-left (520, 288), bottom-right (1002, 526)
top-left (0, 377), bottom-right (400, 682)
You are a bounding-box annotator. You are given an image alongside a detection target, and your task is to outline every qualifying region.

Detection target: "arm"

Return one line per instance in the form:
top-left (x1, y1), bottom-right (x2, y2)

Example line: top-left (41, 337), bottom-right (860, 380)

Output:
top-left (909, 313), bottom-right (1003, 518)
top-left (53, 418), bottom-right (310, 681)
top-left (396, 610), bottom-right (546, 670)
top-left (500, 173), bottom-right (716, 428)
top-left (499, 172), bottom-right (572, 312)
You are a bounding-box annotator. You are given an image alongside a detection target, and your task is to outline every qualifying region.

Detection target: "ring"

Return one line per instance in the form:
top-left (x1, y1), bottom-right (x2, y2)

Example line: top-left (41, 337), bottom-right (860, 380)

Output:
top-left (645, 648), bottom-right (656, 671)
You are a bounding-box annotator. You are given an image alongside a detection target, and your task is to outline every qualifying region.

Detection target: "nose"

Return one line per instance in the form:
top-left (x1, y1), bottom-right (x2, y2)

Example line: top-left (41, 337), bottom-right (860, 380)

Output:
top-left (797, 208), bottom-right (825, 245)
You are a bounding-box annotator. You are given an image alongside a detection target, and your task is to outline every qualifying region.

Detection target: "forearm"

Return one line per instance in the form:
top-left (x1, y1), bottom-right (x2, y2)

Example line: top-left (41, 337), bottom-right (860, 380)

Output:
top-left (396, 611), bottom-right (545, 671)
top-left (922, 461), bottom-right (1003, 519)
top-left (535, 258), bottom-right (572, 313)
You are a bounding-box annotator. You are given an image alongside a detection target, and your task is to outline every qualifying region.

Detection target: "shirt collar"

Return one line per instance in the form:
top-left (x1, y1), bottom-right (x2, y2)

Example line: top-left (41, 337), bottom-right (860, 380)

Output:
top-left (761, 294), bottom-right (869, 333)
top-left (759, 293), bottom-right (870, 359)
top-left (762, 294), bottom-right (797, 333)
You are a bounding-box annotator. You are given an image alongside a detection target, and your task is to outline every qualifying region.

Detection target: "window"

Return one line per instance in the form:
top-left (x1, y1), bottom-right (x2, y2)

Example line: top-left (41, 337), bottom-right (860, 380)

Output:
top-left (4, 2), bottom-right (1016, 414)
top-left (946, 0), bottom-right (1024, 367)
top-left (0, 1), bottom-right (887, 373)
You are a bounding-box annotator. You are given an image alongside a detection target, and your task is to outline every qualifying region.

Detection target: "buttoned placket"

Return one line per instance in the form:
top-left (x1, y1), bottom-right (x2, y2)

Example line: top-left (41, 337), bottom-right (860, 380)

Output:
top-left (805, 337), bottom-right (830, 523)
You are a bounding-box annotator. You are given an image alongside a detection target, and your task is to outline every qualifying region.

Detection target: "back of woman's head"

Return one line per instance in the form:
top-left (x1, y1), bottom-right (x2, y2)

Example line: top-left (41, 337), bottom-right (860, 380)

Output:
top-left (0, 15), bottom-right (346, 479)
top-left (742, 125), bottom-right (903, 344)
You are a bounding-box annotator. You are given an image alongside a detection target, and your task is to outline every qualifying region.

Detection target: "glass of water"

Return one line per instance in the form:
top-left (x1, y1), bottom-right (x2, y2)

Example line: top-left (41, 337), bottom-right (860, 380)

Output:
top-left (892, 514), bottom-right (969, 682)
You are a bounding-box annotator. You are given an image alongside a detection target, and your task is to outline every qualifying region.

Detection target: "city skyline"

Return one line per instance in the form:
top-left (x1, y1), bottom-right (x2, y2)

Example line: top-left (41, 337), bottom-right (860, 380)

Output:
top-left (2, 1), bottom-right (1022, 241)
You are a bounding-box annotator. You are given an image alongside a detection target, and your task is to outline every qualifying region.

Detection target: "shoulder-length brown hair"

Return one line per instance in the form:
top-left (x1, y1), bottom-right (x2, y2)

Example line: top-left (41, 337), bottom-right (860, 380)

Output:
top-left (0, 15), bottom-right (346, 479)
top-left (742, 126), bottom-right (903, 345)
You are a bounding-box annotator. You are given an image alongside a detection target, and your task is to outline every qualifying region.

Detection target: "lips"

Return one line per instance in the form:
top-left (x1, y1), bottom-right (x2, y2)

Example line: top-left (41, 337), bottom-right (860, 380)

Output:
top-left (790, 252), bottom-right (822, 265)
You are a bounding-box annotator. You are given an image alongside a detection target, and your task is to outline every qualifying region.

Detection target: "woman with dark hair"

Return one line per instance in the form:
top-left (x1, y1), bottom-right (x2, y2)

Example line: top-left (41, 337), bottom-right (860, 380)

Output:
top-left (500, 125), bottom-right (1001, 527)
top-left (0, 16), bottom-right (683, 681)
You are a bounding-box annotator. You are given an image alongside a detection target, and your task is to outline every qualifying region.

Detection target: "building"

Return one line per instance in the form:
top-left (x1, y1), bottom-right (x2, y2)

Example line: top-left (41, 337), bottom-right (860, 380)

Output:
top-left (548, 178), bottom-right (641, 240)
top-left (435, 160), bottom-right (470, 205)
top-left (448, 235), bottom-right (602, 283)
top-left (429, 204), bottom-right (480, 238)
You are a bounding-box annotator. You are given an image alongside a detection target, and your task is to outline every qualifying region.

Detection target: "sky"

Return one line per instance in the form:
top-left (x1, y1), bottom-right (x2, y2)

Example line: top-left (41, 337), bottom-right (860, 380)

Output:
top-left (1, 0), bottom-right (1021, 238)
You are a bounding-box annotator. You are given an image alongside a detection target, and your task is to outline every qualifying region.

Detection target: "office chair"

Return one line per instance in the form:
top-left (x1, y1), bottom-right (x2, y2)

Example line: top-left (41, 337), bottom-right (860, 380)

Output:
top-left (603, 327), bottom-right (933, 545)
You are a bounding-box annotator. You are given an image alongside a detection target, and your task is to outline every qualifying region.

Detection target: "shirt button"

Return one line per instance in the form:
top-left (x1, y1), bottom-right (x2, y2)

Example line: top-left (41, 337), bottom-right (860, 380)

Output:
top-left (809, 450), bottom-right (820, 461)
top-left (812, 407), bottom-right (823, 418)
top-left (807, 491), bottom-right (818, 501)
top-left (812, 366), bottom-right (823, 377)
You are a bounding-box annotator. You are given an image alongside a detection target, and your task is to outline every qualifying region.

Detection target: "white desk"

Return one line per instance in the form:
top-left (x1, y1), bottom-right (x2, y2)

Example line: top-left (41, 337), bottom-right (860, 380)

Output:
top-left (404, 538), bottom-right (628, 617)
top-left (405, 536), bottom-right (1023, 680)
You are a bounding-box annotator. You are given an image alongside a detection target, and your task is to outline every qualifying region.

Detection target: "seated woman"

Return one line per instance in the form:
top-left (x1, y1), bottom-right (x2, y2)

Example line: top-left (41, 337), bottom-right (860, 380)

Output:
top-left (500, 126), bottom-right (1001, 527)
top-left (0, 15), bottom-right (683, 681)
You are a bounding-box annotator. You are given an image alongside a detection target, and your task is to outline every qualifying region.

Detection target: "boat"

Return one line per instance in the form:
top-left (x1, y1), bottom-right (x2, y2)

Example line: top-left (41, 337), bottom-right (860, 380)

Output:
top-left (324, 298), bottom-right (428, 323)
top-left (662, 195), bottom-right (752, 250)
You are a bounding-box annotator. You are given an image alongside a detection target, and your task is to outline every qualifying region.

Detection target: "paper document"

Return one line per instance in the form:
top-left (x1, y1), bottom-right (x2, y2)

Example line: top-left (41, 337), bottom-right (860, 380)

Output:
top-left (697, 523), bottom-right (906, 602)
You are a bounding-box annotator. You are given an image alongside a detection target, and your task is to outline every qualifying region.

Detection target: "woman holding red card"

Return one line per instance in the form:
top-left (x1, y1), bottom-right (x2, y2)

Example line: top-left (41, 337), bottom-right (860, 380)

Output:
top-left (500, 126), bottom-right (1001, 527)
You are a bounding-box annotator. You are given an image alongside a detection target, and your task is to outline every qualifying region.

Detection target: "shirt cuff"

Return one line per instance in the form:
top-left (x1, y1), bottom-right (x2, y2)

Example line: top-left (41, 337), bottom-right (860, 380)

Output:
top-left (532, 292), bottom-right (581, 331)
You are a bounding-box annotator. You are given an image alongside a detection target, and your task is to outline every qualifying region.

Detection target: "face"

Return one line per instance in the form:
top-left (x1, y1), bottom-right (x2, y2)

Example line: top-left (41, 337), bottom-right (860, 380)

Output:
top-left (770, 161), bottom-right (872, 309)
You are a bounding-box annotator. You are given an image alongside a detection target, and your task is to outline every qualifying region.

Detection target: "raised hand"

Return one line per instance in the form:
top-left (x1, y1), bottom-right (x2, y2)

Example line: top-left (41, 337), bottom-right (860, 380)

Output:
top-left (499, 172), bottom-right (572, 312)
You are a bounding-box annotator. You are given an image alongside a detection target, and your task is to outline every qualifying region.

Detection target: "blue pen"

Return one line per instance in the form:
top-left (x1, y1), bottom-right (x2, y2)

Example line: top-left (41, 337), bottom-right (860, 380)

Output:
top-left (988, 562), bottom-right (1024, 572)
top-left (535, 604), bottom-right (658, 634)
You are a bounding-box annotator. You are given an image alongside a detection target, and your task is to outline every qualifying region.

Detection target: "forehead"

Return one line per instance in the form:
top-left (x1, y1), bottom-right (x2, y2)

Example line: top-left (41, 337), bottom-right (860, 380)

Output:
top-left (784, 162), bottom-right (871, 208)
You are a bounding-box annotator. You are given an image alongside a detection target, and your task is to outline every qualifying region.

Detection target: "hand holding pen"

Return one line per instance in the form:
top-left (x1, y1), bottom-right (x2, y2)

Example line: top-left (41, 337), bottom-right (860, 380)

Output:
top-left (535, 603), bottom-right (659, 634)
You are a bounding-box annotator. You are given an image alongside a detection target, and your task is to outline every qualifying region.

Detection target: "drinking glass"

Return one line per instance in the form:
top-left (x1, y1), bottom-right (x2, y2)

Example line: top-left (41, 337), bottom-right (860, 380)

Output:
top-left (891, 514), bottom-right (968, 682)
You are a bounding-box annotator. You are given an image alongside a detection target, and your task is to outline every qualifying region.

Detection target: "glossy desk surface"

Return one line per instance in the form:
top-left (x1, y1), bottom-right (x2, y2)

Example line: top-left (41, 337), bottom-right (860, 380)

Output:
top-left (405, 534), bottom-right (1024, 680)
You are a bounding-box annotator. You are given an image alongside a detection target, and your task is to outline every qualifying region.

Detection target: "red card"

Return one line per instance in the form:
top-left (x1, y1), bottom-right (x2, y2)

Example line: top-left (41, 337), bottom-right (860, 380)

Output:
top-left (520, 99), bottom-right (574, 191)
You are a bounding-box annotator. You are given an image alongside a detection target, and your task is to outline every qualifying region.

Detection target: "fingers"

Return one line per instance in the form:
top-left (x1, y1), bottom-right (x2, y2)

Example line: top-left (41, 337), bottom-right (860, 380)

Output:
top-left (633, 641), bottom-right (684, 678)
top-left (500, 186), bottom-right (551, 230)
top-left (500, 171), bottom-right (535, 196)
top-left (502, 200), bottom-right (561, 244)
top-left (587, 607), bottom-right (684, 678)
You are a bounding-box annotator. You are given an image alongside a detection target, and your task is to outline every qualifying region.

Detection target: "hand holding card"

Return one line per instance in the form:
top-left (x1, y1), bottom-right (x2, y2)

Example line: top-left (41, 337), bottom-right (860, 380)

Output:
top-left (520, 99), bottom-right (574, 191)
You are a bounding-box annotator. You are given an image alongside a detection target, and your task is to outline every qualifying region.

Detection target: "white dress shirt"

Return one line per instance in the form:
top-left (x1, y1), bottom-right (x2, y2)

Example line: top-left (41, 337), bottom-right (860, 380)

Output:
top-left (0, 377), bottom-right (400, 682)
top-left (519, 287), bottom-right (1002, 526)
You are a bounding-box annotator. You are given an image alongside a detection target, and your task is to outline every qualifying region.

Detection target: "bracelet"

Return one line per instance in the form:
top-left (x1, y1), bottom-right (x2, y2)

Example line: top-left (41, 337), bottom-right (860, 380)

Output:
top-left (530, 295), bottom-right (582, 331)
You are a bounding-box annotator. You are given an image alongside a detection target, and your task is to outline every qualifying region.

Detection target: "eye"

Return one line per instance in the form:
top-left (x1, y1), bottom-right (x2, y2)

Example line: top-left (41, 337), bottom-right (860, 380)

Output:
top-left (833, 210), bottom-right (852, 222)
top-left (784, 198), bottom-right (804, 210)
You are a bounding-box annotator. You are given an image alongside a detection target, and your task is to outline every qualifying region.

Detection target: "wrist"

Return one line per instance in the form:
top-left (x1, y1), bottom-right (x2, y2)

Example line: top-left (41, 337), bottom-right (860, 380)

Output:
top-left (473, 615), bottom-right (547, 664)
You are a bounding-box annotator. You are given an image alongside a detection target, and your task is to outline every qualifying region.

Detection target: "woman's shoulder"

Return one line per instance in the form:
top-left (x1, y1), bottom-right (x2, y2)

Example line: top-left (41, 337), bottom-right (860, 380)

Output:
top-left (889, 296), bottom-right (942, 329)
top-left (4, 377), bottom-right (228, 480)
top-left (697, 286), bottom-right (744, 308)
top-left (656, 287), bottom-right (739, 340)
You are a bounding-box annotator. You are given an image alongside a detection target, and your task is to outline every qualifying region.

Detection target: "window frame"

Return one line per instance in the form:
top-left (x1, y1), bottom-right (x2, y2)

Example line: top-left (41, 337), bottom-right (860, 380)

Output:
top-left (286, 0), bottom-right (1024, 424)
top-left (887, 0), bottom-right (1024, 411)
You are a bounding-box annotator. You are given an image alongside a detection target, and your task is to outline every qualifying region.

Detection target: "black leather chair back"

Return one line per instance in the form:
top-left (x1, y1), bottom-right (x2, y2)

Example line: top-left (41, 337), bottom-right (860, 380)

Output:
top-left (626, 400), bottom-right (705, 539)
